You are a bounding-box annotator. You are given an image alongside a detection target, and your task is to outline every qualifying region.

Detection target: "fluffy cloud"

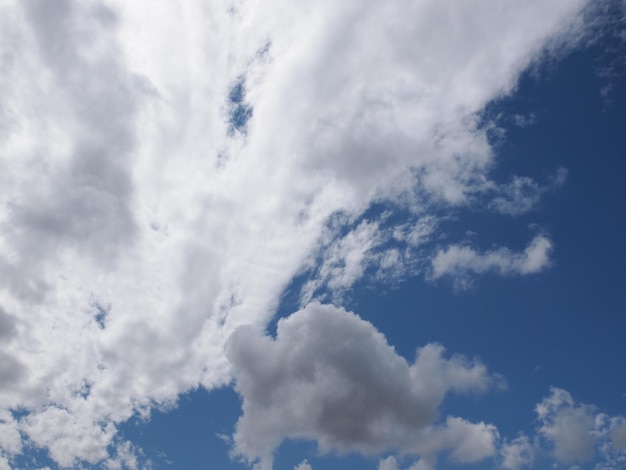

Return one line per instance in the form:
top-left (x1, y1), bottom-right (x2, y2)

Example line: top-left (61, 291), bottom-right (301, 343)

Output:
top-left (431, 235), bottom-right (553, 289)
top-left (499, 435), bottom-right (535, 470)
top-left (492, 390), bottom-right (626, 470)
top-left (378, 456), bottom-right (434, 470)
top-left (535, 388), bottom-right (626, 467)
top-left (293, 460), bottom-right (312, 470)
top-left (610, 418), bottom-right (626, 452)
top-left (227, 303), bottom-right (499, 470)
top-left (379, 456), bottom-right (401, 470)
top-left (0, 411), bottom-right (21, 458)
top-left (0, 0), bottom-right (594, 466)
top-left (536, 387), bottom-right (597, 463)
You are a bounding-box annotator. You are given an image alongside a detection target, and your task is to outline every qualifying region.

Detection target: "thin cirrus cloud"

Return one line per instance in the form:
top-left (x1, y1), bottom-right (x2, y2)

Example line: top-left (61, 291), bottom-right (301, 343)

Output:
top-left (0, 0), bottom-right (606, 468)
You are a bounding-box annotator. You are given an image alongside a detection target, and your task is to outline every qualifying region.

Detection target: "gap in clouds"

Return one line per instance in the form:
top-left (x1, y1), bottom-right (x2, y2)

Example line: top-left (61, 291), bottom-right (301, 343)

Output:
top-left (117, 387), bottom-right (242, 469)
top-left (228, 76), bottom-right (254, 136)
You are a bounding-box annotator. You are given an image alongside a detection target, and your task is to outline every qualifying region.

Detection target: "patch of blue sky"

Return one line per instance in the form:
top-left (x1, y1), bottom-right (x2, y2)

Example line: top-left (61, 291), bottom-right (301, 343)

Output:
top-left (228, 78), bottom-right (254, 136)
top-left (117, 387), bottom-right (243, 469)
top-left (11, 449), bottom-right (56, 470)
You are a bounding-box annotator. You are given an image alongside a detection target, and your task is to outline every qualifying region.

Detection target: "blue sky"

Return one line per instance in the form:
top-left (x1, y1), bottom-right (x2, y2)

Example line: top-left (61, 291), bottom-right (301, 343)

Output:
top-left (0, 1), bottom-right (625, 470)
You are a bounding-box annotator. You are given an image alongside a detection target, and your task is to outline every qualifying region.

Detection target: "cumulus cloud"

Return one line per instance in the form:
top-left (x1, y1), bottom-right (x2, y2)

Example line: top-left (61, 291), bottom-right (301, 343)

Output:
top-left (378, 456), bottom-right (434, 470)
top-left (227, 303), bottom-right (499, 470)
top-left (490, 390), bottom-right (626, 470)
top-left (610, 417), bottom-right (626, 452)
top-left (293, 460), bottom-right (312, 470)
top-left (499, 434), bottom-right (535, 470)
top-left (406, 459), bottom-right (434, 470)
top-left (379, 456), bottom-right (400, 470)
top-left (534, 388), bottom-right (626, 467)
top-left (0, 411), bottom-right (21, 458)
top-left (0, 0), bottom-right (596, 466)
top-left (430, 235), bottom-right (553, 289)
top-left (536, 387), bottom-right (597, 463)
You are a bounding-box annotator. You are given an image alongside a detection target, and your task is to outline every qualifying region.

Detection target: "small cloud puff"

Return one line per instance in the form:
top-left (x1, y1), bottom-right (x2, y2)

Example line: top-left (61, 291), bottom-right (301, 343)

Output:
top-left (378, 455), bottom-right (435, 470)
top-left (293, 460), bottom-right (312, 470)
top-left (500, 434), bottom-right (535, 470)
top-left (430, 235), bottom-right (553, 290)
top-left (535, 387), bottom-right (626, 467)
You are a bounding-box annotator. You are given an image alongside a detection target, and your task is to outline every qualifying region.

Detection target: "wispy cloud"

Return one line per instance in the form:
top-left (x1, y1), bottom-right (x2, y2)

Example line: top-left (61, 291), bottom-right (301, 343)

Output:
top-left (488, 168), bottom-right (568, 216)
top-left (430, 235), bottom-right (553, 290)
top-left (293, 461), bottom-right (312, 470)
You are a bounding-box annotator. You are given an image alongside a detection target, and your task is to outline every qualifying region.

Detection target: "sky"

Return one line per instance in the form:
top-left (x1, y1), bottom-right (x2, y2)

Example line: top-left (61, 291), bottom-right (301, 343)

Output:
top-left (0, 1), bottom-right (625, 469)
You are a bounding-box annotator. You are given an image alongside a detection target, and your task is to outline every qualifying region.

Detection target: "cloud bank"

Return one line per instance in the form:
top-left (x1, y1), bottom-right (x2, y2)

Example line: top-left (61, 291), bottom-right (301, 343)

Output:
top-left (0, 0), bottom-right (598, 467)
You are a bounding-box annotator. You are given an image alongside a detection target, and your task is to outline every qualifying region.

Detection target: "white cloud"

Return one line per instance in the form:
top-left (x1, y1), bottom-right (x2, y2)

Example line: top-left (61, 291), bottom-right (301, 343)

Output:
top-left (378, 457), bottom-right (435, 470)
top-left (299, 214), bottom-right (438, 303)
top-left (227, 303), bottom-right (498, 470)
top-left (489, 168), bottom-right (568, 216)
top-left (300, 219), bottom-right (383, 303)
top-left (407, 459), bottom-right (435, 470)
top-left (500, 434), bottom-right (535, 470)
top-left (0, 0), bottom-right (595, 466)
top-left (536, 387), bottom-right (597, 463)
top-left (293, 460), bottom-right (312, 470)
top-left (492, 389), bottom-right (626, 470)
top-left (610, 417), bottom-right (626, 452)
top-left (431, 235), bottom-right (553, 289)
top-left (378, 456), bottom-right (400, 470)
top-left (444, 416), bottom-right (499, 463)
top-left (20, 405), bottom-right (117, 468)
top-left (533, 388), bottom-right (626, 468)
top-left (512, 113), bottom-right (538, 128)
top-left (0, 410), bottom-right (21, 457)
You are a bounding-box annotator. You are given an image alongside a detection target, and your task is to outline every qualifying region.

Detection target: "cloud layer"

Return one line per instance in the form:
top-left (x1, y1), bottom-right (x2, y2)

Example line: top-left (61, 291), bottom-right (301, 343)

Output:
top-left (0, 0), bottom-right (597, 467)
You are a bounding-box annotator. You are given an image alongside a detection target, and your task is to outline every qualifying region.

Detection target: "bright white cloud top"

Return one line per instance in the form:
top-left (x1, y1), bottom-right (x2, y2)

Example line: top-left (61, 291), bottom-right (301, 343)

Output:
top-left (0, 0), bottom-right (624, 469)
